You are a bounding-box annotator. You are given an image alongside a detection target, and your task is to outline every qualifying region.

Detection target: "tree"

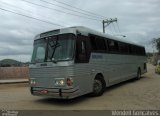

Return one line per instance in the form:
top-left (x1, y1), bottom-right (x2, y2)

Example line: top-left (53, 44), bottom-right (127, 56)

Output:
top-left (152, 38), bottom-right (160, 54)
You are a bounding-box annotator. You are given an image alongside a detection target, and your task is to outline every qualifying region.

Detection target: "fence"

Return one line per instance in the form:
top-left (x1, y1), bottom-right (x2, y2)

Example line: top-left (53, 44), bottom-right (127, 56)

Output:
top-left (0, 67), bottom-right (29, 80)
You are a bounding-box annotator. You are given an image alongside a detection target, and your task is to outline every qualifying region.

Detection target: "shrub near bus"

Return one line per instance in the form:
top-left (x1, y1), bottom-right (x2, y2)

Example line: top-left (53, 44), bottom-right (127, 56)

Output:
top-left (155, 60), bottom-right (160, 74)
top-left (29, 26), bottom-right (147, 99)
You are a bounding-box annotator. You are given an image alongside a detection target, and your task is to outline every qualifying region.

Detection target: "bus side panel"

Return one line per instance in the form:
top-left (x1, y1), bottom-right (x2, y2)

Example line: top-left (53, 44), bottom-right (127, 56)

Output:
top-left (73, 64), bottom-right (93, 96)
top-left (73, 53), bottom-right (147, 96)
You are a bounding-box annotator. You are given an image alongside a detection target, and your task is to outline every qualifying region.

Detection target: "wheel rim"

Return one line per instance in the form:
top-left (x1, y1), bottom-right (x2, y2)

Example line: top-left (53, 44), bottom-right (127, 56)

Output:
top-left (93, 80), bottom-right (102, 94)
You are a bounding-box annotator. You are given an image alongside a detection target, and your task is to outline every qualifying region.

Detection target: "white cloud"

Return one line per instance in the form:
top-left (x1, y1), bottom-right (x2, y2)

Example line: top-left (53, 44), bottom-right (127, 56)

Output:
top-left (0, 0), bottom-right (159, 62)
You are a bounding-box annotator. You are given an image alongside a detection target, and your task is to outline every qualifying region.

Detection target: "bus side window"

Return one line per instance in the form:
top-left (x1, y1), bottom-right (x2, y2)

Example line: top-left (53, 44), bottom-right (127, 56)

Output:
top-left (81, 41), bottom-right (86, 54)
top-left (90, 35), bottom-right (97, 51)
top-left (118, 42), bottom-right (129, 54)
top-left (75, 35), bottom-right (91, 63)
top-left (108, 40), bottom-right (119, 53)
top-left (96, 37), bottom-right (107, 52)
top-left (131, 45), bottom-right (136, 55)
top-left (129, 45), bottom-right (132, 55)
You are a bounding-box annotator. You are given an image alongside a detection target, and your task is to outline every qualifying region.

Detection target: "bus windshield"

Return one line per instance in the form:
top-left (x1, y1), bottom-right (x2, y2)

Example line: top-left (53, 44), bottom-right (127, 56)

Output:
top-left (31, 34), bottom-right (75, 63)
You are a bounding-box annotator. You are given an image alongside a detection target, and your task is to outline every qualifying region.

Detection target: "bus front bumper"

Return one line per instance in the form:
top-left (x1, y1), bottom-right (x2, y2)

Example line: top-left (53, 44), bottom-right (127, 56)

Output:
top-left (30, 86), bottom-right (80, 99)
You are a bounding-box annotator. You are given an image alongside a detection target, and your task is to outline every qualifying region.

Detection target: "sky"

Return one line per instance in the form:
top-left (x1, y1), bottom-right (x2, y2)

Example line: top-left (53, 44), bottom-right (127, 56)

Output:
top-left (0, 0), bottom-right (160, 62)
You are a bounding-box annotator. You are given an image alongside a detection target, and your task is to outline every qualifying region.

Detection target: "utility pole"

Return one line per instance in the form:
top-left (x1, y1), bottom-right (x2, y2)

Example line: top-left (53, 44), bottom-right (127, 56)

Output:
top-left (102, 18), bottom-right (117, 33)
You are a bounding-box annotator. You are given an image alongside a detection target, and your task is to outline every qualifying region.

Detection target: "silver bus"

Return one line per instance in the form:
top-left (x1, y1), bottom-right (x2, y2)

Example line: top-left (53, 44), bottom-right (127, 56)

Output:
top-left (29, 26), bottom-right (147, 99)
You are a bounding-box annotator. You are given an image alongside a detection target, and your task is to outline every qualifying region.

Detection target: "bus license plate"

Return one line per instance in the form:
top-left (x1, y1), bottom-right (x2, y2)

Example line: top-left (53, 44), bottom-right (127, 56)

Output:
top-left (40, 89), bottom-right (48, 94)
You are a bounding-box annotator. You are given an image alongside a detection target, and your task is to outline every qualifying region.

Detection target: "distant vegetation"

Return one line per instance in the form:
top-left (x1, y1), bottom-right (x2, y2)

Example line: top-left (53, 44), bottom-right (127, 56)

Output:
top-left (152, 38), bottom-right (160, 53)
top-left (0, 59), bottom-right (29, 67)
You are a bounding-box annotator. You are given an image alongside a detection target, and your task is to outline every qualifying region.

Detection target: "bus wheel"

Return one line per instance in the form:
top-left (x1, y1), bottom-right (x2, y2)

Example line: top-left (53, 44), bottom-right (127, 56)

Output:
top-left (91, 76), bottom-right (105, 96)
top-left (136, 68), bottom-right (141, 80)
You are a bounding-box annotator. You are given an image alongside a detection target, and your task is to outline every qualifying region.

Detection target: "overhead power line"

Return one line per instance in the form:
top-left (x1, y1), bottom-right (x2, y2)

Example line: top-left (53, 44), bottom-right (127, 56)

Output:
top-left (39, 0), bottom-right (103, 20)
top-left (52, 0), bottom-right (106, 19)
top-left (116, 22), bottom-right (122, 34)
top-left (0, 1), bottom-right (69, 27)
top-left (108, 25), bottom-right (114, 35)
top-left (0, 1), bottom-right (31, 13)
top-left (0, 7), bottom-right (63, 27)
top-left (20, 0), bottom-right (100, 21)
top-left (112, 23), bottom-right (117, 34)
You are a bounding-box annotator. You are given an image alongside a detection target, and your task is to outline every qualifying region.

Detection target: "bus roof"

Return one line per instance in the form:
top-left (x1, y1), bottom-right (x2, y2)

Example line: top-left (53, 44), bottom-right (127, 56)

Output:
top-left (35, 26), bottom-right (144, 47)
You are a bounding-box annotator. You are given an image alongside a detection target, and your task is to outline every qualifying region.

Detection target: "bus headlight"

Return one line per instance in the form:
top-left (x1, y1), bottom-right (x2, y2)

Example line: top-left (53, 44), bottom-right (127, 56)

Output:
top-left (55, 78), bottom-right (65, 86)
top-left (30, 79), bottom-right (36, 85)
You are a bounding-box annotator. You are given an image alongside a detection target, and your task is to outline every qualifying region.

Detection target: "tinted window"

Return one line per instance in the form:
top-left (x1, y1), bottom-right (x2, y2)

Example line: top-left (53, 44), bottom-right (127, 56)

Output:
top-left (136, 47), bottom-right (143, 55)
top-left (96, 37), bottom-right (106, 52)
top-left (118, 42), bottom-right (129, 54)
top-left (90, 35), bottom-right (107, 52)
top-left (141, 47), bottom-right (146, 55)
top-left (75, 35), bottom-right (91, 63)
top-left (90, 35), bottom-right (97, 50)
top-left (129, 45), bottom-right (146, 56)
top-left (88, 34), bottom-right (146, 56)
top-left (108, 40), bottom-right (118, 52)
top-left (131, 45), bottom-right (137, 55)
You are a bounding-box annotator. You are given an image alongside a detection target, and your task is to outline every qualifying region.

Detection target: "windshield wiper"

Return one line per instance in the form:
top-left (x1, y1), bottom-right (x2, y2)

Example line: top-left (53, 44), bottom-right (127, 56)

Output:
top-left (50, 44), bottom-right (60, 60)
top-left (45, 36), bottom-right (60, 63)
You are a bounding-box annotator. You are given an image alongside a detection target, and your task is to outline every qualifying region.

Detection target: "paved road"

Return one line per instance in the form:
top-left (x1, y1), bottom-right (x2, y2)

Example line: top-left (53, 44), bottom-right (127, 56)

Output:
top-left (0, 64), bottom-right (159, 110)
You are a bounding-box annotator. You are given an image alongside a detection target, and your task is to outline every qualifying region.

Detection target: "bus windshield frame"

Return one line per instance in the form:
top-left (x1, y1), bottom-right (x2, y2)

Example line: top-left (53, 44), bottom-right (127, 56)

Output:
top-left (31, 33), bottom-right (75, 63)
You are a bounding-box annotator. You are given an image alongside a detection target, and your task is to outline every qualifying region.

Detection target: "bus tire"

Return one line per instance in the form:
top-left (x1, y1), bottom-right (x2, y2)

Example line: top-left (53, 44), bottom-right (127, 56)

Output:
top-left (91, 76), bottom-right (106, 97)
top-left (136, 68), bottom-right (141, 80)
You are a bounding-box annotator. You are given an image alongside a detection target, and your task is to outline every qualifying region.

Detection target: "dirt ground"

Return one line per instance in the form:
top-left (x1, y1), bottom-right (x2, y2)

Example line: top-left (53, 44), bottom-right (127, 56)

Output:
top-left (0, 63), bottom-right (159, 110)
